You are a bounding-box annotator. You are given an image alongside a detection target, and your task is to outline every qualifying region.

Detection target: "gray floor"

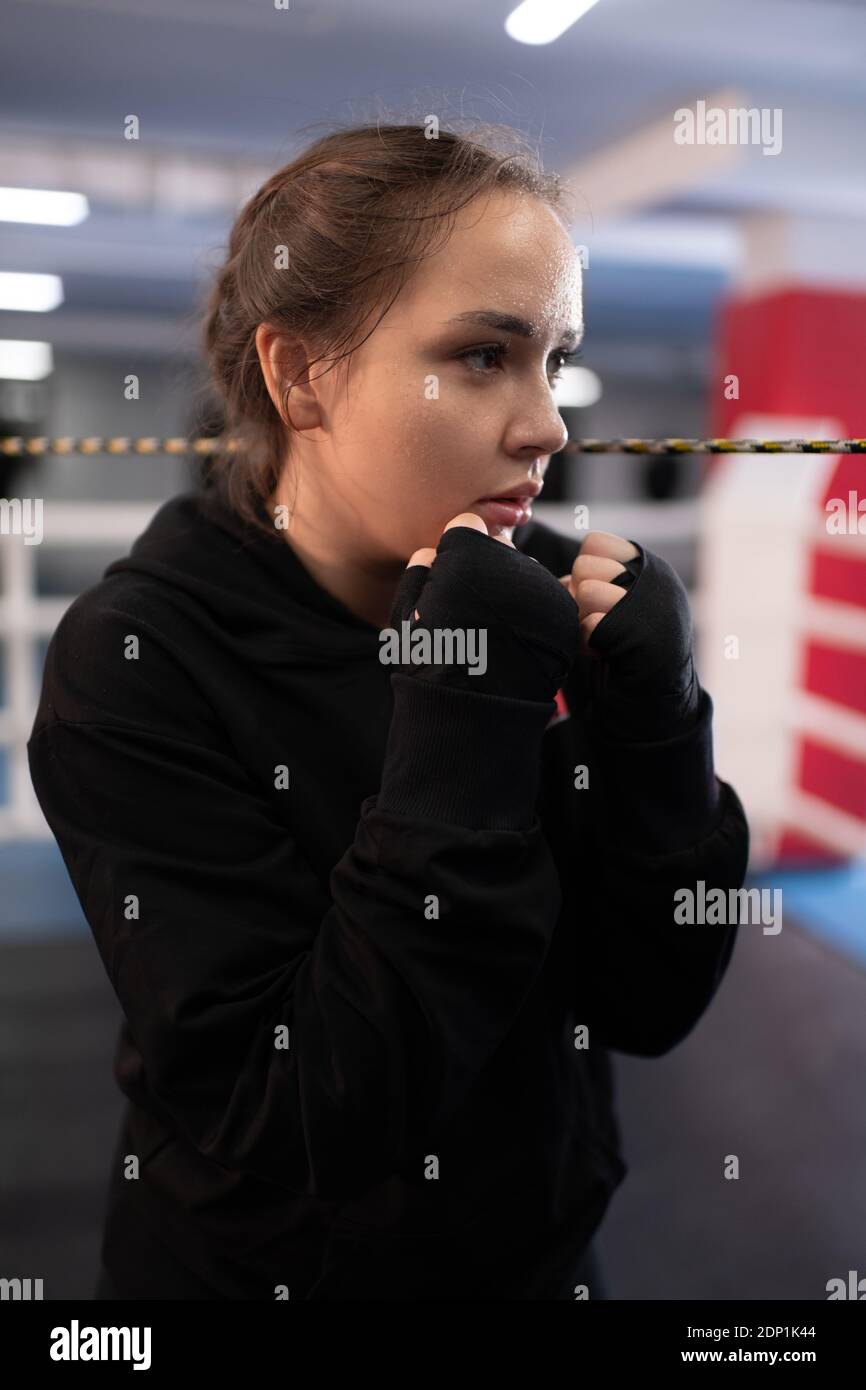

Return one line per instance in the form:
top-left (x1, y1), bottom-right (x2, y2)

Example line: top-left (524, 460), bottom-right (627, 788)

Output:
top-left (598, 912), bottom-right (866, 1300)
top-left (1, 909), bottom-right (864, 1300)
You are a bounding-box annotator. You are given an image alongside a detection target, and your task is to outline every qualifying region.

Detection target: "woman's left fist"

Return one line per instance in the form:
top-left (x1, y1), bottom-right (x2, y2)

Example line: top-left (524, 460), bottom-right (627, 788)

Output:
top-left (559, 530), bottom-right (701, 742)
top-left (558, 530), bottom-right (641, 646)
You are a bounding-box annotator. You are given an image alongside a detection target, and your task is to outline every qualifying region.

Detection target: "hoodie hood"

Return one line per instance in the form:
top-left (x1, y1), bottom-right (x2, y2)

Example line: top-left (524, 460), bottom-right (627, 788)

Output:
top-left (102, 483), bottom-right (383, 670)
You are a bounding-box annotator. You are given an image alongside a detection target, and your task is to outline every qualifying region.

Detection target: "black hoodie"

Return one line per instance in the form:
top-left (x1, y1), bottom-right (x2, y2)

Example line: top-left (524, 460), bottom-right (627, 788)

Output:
top-left (26, 482), bottom-right (749, 1300)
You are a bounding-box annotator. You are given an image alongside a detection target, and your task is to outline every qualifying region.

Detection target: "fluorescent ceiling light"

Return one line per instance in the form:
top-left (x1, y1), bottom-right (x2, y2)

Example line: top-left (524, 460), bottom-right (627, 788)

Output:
top-left (0, 273), bottom-right (64, 312)
top-left (585, 217), bottom-right (742, 272)
top-left (0, 340), bottom-right (54, 381)
top-left (0, 187), bottom-right (89, 226)
top-left (554, 366), bottom-right (602, 408)
top-left (505, 0), bottom-right (601, 45)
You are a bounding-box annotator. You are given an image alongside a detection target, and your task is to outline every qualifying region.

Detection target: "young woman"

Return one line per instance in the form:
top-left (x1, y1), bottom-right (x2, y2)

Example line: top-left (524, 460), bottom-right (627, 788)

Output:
top-left (27, 123), bottom-right (749, 1301)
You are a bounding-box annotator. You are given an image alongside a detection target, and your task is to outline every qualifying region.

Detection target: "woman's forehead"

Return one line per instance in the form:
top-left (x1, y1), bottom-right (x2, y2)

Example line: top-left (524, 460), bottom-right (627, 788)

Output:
top-left (403, 196), bottom-right (582, 325)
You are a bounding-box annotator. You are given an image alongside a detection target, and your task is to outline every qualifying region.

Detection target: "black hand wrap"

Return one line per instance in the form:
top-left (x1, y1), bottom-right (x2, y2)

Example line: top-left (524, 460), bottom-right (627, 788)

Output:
top-left (585, 540), bottom-right (702, 742)
top-left (384, 525), bottom-right (582, 707)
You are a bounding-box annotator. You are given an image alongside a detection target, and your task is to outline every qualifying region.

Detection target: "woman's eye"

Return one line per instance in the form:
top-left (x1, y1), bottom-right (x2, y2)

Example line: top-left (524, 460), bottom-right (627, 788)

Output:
top-left (547, 350), bottom-right (568, 380)
top-left (459, 343), bottom-right (505, 372)
top-left (548, 348), bottom-right (582, 381)
top-left (458, 342), bottom-right (582, 380)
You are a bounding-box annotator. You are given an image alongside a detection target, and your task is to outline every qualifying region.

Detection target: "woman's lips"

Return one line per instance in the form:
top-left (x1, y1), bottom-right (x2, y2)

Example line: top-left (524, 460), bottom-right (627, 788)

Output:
top-left (471, 497), bottom-right (534, 527)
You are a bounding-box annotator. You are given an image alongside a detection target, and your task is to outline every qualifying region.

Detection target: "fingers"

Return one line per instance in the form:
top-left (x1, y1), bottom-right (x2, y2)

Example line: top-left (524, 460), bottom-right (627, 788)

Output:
top-left (561, 550), bottom-right (630, 652)
top-left (580, 611), bottom-right (606, 642)
top-left (406, 546), bottom-right (437, 570)
top-left (443, 512), bottom-right (488, 535)
top-left (568, 550), bottom-right (630, 644)
top-left (443, 511), bottom-right (515, 548)
top-left (574, 577), bottom-right (628, 624)
top-left (575, 558), bottom-right (627, 610)
top-left (405, 512), bottom-right (490, 571)
top-left (578, 529), bottom-right (640, 563)
top-left (395, 552), bottom-right (435, 624)
top-left (572, 553), bottom-right (628, 584)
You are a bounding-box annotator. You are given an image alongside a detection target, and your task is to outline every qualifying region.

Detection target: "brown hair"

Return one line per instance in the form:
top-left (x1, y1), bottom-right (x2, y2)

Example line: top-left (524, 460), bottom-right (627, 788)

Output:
top-left (198, 120), bottom-right (571, 538)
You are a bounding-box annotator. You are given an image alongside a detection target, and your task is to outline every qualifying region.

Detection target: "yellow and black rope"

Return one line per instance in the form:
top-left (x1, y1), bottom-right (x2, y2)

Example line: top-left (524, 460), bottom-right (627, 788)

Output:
top-left (560, 438), bottom-right (866, 455)
top-left (1, 435), bottom-right (866, 457)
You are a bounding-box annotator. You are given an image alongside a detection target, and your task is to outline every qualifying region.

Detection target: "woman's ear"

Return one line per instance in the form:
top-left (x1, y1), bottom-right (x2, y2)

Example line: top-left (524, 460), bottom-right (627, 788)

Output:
top-left (254, 323), bottom-right (322, 434)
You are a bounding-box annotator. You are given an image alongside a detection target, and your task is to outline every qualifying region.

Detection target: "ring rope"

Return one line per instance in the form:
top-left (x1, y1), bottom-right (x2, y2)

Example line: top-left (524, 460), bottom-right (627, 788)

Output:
top-left (1, 436), bottom-right (866, 457)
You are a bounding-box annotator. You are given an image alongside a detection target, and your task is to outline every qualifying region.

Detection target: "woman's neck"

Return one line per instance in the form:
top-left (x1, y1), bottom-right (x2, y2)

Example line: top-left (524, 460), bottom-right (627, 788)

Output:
top-left (265, 485), bottom-right (404, 632)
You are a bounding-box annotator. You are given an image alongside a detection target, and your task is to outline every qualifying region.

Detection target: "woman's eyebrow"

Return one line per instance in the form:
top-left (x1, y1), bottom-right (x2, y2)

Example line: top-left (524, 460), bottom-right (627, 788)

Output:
top-left (444, 309), bottom-right (582, 349)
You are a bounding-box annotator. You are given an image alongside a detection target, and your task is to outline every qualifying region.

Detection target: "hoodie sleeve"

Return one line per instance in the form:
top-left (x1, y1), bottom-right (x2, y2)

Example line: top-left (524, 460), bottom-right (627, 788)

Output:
top-left (26, 599), bottom-right (562, 1203)
top-left (566, 677), bottom-right (750, 1057)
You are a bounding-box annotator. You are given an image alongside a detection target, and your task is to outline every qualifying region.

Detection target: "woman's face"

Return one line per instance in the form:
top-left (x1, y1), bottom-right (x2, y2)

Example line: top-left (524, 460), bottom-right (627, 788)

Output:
top-left (271, 188), bottom-right (582, 561)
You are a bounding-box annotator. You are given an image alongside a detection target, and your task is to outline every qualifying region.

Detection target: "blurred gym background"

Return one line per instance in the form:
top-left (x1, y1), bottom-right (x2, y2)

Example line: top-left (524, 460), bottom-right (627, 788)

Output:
top-left (1, 0), bottom-right (864, 1299)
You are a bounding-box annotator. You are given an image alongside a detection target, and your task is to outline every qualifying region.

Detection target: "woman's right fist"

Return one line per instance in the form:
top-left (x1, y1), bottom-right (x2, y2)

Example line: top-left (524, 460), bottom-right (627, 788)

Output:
top-left (387, 513), bottom-right (582, 707)
top-left (405, 513), bottom-right (513, 618)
